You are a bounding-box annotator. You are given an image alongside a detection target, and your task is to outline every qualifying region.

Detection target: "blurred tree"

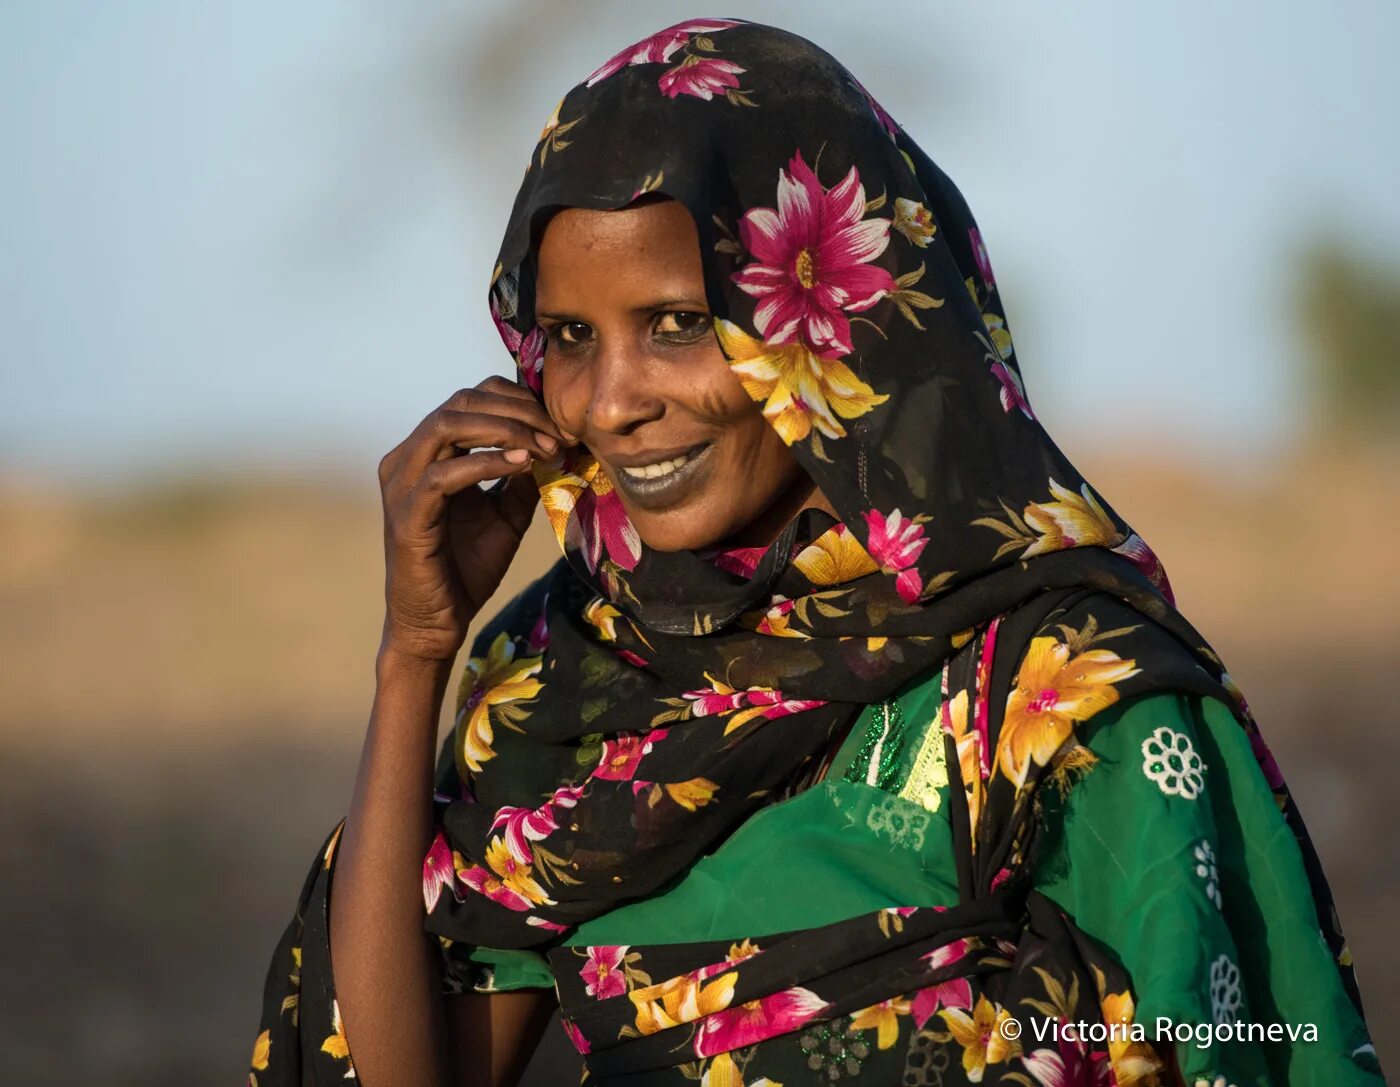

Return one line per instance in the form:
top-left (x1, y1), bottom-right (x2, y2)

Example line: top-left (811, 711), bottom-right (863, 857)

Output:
top-left (1294, 239), bottom-right (1400, 431)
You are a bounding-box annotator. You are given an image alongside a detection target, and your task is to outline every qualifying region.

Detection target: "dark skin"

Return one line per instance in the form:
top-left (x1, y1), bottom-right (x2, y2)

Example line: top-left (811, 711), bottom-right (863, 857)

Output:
top-left (535, 194), bottom-right (838, 551)
top-left (326, 195), bottom-right (1186, 1086)
top-left (328, 195), bottom-right (834, 1087)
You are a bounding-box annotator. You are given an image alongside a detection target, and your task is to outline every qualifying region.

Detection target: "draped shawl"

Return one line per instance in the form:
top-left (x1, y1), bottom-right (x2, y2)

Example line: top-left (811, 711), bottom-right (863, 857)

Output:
top-left (248, 18), bottom-right (1373, 1085)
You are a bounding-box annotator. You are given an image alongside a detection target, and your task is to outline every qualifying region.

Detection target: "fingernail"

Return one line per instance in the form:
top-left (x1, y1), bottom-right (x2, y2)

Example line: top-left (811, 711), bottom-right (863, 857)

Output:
top-left (504, 448), bottom-right (530, 463)
top-left (534, 432), bottom-right (557, 452)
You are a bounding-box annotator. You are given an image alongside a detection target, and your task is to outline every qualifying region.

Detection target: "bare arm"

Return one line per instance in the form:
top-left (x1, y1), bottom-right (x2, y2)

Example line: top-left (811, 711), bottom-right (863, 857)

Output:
top-left (445, 990), bottom-right (559, 1087)
top-left (330, 648), bottom-right (455, 1086)
top-left (328, 379), bottom-right (566, 1087)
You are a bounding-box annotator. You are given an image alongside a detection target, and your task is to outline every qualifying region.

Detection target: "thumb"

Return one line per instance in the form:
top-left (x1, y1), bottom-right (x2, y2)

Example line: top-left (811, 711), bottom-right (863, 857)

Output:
top-left (496, 468), bottom-right (540, 537)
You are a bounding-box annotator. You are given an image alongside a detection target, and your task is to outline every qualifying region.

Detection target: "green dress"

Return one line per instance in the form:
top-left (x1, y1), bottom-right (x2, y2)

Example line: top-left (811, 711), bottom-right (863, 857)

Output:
top-left (450, 668), bottom-right (1380, 1086)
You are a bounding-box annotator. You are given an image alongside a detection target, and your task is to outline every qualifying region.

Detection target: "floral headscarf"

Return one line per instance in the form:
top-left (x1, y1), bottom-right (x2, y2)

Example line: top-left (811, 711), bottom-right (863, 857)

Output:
top-left (248, 19), bottom-right (1372, 1085)
top-left (438, 16), bottom-right (1190, 944)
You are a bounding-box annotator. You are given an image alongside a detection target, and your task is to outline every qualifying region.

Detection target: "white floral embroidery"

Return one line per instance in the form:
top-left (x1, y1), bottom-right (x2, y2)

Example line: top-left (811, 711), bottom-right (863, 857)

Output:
top-left (1209, 954), bottom-right (1242, 1025)
top-left (1141, 726), bottom-right (1206, 799)
top-left (865, 796), bottom-right (930, 851)
top-left (1193, 840), bottom-right (1222, 909)
top-left (1193, 1077), bottom-right (1239, 1087)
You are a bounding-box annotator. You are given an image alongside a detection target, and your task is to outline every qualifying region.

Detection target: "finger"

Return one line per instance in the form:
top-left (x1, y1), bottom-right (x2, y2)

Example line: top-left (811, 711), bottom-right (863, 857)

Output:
top-left (397, 409), bottom-right (557, 483)
top-left (477, 373), bottom-right (539, 402)
top-left (407, 448), bottom-right (535, 519)
top-left (476, 377), bottom-right (579, 444)
top-left (494, 469), bottom-right (541, 538)
top-left (444, 385), bottom-right (565, 443)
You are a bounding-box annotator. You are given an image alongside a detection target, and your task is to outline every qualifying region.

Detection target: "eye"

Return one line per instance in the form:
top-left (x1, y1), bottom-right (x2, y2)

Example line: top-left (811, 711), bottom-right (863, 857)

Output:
top-left (548, 322), bottom-right (592, 349)
top-left (654, 311), bottom-right (710, 341)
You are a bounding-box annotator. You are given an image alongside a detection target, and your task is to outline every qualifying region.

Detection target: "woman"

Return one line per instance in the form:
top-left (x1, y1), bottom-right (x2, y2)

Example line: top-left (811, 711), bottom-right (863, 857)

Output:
top-left (248, 19), bottom-right (1383, 1087)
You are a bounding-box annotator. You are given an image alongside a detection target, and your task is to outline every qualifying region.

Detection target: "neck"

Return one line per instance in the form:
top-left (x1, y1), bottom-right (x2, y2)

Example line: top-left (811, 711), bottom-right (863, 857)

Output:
top-left (718, 473), bottom-right (839, 550)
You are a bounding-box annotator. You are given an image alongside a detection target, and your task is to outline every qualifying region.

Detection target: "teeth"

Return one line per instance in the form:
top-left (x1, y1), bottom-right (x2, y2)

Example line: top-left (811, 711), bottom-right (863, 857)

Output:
top-left (622, 452), bottom-right (692, 480)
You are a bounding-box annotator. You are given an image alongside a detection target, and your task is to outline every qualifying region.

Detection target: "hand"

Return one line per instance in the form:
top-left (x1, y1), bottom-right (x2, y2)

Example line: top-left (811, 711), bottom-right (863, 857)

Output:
top-left (377, 377), bottom-right (566, 662)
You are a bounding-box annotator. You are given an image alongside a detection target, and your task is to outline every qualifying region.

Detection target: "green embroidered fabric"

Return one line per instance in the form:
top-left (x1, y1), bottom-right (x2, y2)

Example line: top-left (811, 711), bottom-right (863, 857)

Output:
top-left (458, 668), bottom-right (1380, 1085)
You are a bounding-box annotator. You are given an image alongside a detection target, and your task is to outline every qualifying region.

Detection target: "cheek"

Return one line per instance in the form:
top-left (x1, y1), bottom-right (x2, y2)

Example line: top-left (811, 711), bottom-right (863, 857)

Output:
top-left (717, 405), bottom-right (803, 491)
top-left (542, 366), bottom-right (586, 438)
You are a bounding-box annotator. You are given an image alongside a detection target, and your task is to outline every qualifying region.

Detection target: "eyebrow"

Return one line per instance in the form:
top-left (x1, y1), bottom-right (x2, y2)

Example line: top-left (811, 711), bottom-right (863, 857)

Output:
top-left (536, 297), bottom-right (710, 322)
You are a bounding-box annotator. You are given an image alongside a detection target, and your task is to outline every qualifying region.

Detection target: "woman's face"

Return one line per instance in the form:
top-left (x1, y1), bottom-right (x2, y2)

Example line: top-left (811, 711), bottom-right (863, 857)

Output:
top-left (534, 196), bottom-right (834, 552)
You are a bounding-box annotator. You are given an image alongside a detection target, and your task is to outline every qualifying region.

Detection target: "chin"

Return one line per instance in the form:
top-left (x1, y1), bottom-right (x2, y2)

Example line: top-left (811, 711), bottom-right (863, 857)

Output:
top-left (630, 517), bottom-right (725, 554)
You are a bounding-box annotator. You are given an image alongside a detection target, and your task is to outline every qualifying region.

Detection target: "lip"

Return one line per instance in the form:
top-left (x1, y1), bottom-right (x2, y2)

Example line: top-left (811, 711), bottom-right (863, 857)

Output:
top-left (602, 441), bottom-right (712, 469)
top-left (604, 441), bottom-right (714, 510)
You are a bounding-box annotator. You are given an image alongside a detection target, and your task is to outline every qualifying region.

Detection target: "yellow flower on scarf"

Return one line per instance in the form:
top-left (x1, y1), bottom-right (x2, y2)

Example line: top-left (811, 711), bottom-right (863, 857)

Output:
top-left (1101, 989), bottom-right (1165, 1085)
top-left (715, 319), bottom-right (889, 444)
top-left (533, 456), bottom-right (598, 554)
top-left (631, 969), bottom-right (738, 1035)
top-left (250, 1029), bottom-right (270, 1071)
top-left (943, 689), bottom-right (984, 834)
top-left (850, 996), bottom-right (912, 1049)
top-left (483, 836), bottom-right (552, 905)
top-left (939, 995), bottom-right (1021, 1080)
top-left (456, 632), bottom-right (543, 774)
top-left (320, 999), bottom-right (355, 1076)
top-left (996, 636), bottom-right (1139, 789)
top-left (583, 597), bottom-right (623, 642)
top-left (892, 197), bottom-right (937, 247)
top-left (1021, 479), bottom-right (1123, 558)
top-left (793, 524), bottom-right (879, 585)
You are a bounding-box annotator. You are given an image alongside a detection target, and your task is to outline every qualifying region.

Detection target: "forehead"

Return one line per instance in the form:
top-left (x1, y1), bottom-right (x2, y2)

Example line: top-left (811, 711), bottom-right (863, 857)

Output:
top-left (535, 199), bottom-right (703, 293)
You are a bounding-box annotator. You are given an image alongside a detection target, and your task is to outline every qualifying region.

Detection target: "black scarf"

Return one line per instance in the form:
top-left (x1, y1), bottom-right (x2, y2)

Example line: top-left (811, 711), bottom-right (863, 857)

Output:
top-left (425, 16), bottom-right (1210, 951)
top-left (250, 19), bottom-right (1369, 1084)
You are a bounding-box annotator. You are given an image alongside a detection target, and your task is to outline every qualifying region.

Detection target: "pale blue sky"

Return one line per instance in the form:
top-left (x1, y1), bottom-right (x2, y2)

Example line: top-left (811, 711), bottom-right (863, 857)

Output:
top-left (4, 1), bottom-right (1398, 483)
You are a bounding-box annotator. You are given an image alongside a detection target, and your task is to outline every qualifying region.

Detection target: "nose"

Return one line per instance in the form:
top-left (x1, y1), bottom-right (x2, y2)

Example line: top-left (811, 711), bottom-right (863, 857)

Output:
top-left (585, 336), bottom-right (664, 436)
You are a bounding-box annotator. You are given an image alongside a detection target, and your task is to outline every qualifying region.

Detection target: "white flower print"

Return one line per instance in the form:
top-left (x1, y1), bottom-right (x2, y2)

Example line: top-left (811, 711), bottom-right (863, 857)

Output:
top-left (1141, 726), bottom-right (1206, 799)
top-left (1209, 954), bottom-right (1242, 1025)
top-left (1193, 840), bottom-right (1222, 909)
top-left (865, 796), bottom-right (930, 851)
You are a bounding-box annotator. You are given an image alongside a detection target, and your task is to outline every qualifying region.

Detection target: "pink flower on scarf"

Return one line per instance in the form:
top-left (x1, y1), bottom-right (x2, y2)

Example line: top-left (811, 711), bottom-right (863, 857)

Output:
top-left (584, 19), bottom-right (740, 86)
top-left (1110, 532), bottom-right (1175, 606)
top-left (593, 729), bottom-right (670, 782)
top-left (659, 56), bottom-right (745, 100)
top-left (969, 227), bottom-right (996, 289)
top-left (710, 544), bottom-right (767, 579)
top-left (422, 831), bottom-right (458, 913)
top-left (580, 945), bottom-right (629, 1000)
top-left (990, 360), bottom-right (1034, 419)
top-left (734, 150), bottom-right (897, 357)
top-left (490, 783), bottom-right (586, 865)
top-left (850, 74), bottom-right (899, 139)
top-left (682, 680), bottom-right (824, 731)
top-left (490, 291), bottom-right (546, 393)
top-left (1249, 729), bottom-right (1285, 790)
top-left (560, 1017), bottom-right (591, 1054)
top-left (910, 938), bottom-right (973, 1026)
top-left (526, 607), bottom-right (550, 653)
top-left (517, 327), bottom-right (545, 394)
top-left (694, 986), bottom-right (829, 1057)
top-left (616, 648), bottom-right (649, 669)
top-left (911, 978), bottom-right (973, 1028)
top-left (1020, 1028), bottom-right (1112, 1086)
top-left (574, 476), bottom-right (642, 574)
top-left (863, 507), bottom-right (929, 603)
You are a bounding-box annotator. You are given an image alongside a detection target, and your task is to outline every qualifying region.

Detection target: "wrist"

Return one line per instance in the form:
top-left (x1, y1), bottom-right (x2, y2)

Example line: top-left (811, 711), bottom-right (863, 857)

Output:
top-left (375, 639), bottom-right (457, 687)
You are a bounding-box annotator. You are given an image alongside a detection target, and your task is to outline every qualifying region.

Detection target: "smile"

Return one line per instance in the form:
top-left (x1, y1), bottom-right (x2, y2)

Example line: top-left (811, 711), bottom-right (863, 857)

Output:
top-left (608, 442), bottom-right (713, 509)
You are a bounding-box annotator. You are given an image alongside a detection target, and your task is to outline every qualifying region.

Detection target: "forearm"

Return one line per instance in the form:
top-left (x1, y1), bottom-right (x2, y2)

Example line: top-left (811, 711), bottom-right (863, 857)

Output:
top-left (329, 642), bottom-right (454, 1087)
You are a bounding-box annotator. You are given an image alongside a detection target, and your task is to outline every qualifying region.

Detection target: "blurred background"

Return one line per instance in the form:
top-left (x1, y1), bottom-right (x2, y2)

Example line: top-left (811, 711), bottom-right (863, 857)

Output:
top-left (3, 2), bottom-right (1398, 1083)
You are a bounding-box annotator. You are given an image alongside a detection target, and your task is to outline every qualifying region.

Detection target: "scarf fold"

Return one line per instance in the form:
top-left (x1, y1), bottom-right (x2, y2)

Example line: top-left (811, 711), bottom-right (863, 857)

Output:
top-left (542, 586), bottom-right (1365, 1080)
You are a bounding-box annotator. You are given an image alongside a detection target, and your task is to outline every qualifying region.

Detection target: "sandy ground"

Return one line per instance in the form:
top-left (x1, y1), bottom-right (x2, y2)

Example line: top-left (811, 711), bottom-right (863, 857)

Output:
top-left (1, 437), bottom-right (1395, 1084)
